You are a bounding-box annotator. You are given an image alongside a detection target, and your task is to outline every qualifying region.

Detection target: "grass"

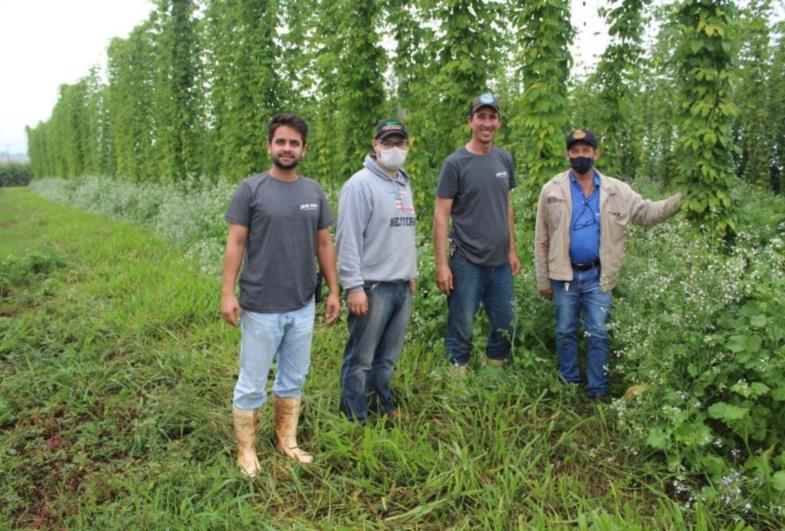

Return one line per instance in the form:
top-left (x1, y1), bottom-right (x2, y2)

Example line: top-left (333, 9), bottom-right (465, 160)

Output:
top-left (0, 186), bottom-right (731, 529)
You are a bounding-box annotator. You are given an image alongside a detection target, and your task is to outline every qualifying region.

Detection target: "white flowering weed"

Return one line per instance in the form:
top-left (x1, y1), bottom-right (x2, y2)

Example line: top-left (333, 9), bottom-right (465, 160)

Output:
top-left (31, 176), bottom-right (231, 276)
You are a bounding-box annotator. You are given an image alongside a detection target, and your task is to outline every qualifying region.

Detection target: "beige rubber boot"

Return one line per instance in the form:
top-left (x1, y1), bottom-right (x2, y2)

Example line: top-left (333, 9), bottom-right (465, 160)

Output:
top-left (232, 406), bottom-right (261, 477)
top-left (623, 383), bottom-right (654, 401)
top-left (273, 396), bottom-right (313, 464)
top-left (452, 363), bottom-right (469, 376)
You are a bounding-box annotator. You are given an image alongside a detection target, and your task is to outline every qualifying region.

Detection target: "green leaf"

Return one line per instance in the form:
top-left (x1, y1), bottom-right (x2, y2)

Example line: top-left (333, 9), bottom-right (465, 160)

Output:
top-left (771, 471), bottom-right (785, 492)
top-left (646, 427), bottom-right (669, 450)
top-left (771, 386), bottom-right (785, 401)
top-left (707, 402), bottom-right (748, 422)
top-left (726, 334), bottom-right (762, 353)
top-left (726, 335), bottom-right (746, 352)
top-left (749, 382), bottom-right (770, 398)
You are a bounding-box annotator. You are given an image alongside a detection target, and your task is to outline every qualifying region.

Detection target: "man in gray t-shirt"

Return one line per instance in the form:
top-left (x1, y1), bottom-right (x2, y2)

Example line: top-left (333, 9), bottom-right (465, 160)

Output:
top-left (220, 113), bottom-right (340, 476)
top-left (433, 93), bottom-right (521, 372)
top-left (226, 172), bottom-right (334, 314)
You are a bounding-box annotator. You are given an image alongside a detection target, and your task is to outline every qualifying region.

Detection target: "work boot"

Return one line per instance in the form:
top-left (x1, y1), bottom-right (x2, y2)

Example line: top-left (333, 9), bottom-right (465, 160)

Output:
top-left (452, 363), bottom-right (469, 376)
top-left (273, 396), bottom-right (313, 464)
top-left (623, 383), bottom-right (653, 401)
top-left (486, 357), bottom-right (506, 367)
top-left (232, 406), bottom-right (261, 477)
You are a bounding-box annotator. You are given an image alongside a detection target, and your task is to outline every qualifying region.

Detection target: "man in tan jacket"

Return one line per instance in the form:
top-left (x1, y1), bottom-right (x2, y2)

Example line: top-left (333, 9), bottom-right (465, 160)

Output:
top-left (534, 129), bottom-right (681, 399)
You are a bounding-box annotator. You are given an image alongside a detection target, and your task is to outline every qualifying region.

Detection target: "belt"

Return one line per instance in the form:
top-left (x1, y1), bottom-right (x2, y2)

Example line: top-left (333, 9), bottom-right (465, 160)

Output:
top-left (571, 260), bottom-right (600, 271)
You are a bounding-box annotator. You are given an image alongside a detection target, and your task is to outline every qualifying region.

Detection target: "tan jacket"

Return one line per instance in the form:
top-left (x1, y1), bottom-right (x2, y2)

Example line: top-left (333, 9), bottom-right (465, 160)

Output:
top-left (534, 171), bottom-right (682, 292)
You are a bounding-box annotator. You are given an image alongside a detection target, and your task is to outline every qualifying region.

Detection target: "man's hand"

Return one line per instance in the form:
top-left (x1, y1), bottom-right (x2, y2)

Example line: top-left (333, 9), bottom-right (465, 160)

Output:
top-left (509, 252), bottom-right (521, 276)
top-left (346, 289), bottom-right (368, 316)
top-left (221, 294), bottom-right (241, 326)
top-left (409, 278), bottom-right (417, 295)
top-left (325, 292), bottom-right (341, 324)
top-left (539, 288), bottom-right (553, 301)
top-left (435, 263), bottom-right (453, 294)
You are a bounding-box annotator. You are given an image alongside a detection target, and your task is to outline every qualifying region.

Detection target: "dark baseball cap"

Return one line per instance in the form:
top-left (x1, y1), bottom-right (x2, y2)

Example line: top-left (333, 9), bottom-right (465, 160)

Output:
top-left (566, 128), bottom-right (598, 149)
top-left (375, 119), bottom-right (408, 140)
top-left (469, 93), bottom-right (500, 115)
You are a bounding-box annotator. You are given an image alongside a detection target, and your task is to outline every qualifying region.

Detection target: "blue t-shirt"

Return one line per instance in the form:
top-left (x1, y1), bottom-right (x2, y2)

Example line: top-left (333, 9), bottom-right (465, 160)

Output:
top-left (568, 171), bottom-right (600, 265)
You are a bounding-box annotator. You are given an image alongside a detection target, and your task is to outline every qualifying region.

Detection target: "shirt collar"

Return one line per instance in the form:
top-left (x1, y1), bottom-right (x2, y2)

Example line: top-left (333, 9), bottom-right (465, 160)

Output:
top-left (569, 169), bottom-right (600, 187)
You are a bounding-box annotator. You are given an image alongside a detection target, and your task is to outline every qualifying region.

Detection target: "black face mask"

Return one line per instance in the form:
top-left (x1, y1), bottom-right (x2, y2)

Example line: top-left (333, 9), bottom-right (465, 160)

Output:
top-left (569, 156), bottom-right (594, 175)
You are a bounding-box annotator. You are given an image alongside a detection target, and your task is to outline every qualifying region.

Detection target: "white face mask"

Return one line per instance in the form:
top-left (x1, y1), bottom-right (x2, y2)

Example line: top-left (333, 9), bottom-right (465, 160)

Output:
top-left (378, 146), bottom-right (407, 171)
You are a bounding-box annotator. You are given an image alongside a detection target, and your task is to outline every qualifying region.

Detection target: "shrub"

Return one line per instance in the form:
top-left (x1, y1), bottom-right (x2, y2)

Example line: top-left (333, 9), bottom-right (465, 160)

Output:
top-left (0, 163), bottom-right (33, 187)
top-left (610, 182), bottom-right (785, 515)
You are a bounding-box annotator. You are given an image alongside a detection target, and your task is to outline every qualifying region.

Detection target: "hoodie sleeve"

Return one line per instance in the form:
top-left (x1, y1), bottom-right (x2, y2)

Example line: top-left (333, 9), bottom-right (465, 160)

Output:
top-left (337, 178), bottom-right (373, 292)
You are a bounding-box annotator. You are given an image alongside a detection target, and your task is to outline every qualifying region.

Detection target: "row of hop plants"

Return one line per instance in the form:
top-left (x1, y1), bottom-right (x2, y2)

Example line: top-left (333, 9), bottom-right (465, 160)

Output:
top-left (29, 175), bottom-right (785, 522)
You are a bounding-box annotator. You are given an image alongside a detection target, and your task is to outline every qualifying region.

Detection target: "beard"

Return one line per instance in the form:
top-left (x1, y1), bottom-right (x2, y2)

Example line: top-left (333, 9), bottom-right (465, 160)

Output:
top-left (271, 153), bottom-right (301, 170)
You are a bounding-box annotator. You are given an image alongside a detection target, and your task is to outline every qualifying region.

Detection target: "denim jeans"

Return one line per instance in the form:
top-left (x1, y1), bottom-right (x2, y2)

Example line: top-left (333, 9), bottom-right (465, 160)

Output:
top-left (446, 251), bottom-right (514, 366)
top-left (233, 299), bottom-right (315, 410)
top-left (340, 281), bottom-right (413, 421)
top-left (551, 266), bottom-right (612, 396)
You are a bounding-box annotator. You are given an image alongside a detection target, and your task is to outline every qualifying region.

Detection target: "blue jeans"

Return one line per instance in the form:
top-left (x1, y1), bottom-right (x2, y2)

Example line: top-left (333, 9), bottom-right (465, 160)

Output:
top-left (446, 251), bottom-right (514, 366)
top-left (233, 299), bottom-right (315, 410)
top-left (340, 281), bottom-right (413, 421)
top-left (552, 266), bottom-right (612, 396)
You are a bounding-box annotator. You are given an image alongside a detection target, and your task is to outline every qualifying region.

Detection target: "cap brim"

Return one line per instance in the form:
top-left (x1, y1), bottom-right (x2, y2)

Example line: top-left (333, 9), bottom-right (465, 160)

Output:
top-left (471, 104), bottom-right (500, 114)
top-left (376, 131), bottom-right (408, 140)
top-left (566, 139), bottom-right (597, 149)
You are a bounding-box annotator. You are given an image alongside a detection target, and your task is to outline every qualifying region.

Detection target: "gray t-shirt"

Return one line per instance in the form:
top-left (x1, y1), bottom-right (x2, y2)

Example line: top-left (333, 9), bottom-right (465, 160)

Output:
top-left (436, 146), bottom-right (516, 266)
top-left (226, 172), bottom-right (334, 313)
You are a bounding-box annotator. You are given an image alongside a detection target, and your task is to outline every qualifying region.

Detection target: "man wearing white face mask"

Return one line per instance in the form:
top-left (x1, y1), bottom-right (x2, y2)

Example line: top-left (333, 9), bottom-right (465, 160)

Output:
top-left (336, 119), bottom-right (417, 422)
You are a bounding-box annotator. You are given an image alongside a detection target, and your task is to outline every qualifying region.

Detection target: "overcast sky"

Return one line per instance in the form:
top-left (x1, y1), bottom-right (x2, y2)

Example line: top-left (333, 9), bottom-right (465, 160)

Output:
top-left (0, 0), bottom-right (609, 156)
top-left (0, 0), bottom-right (153, 154)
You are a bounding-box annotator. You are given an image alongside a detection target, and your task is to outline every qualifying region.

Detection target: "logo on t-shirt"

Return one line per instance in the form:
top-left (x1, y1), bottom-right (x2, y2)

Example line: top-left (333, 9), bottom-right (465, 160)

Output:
top-left (300, 203), bottom-right (318, 211)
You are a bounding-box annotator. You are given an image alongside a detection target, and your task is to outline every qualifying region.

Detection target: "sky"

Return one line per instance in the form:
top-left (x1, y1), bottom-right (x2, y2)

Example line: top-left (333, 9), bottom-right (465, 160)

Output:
top-left (0, 0), bottom-right (154, 155)
top-left (0, 0), bottom-right (608, 157)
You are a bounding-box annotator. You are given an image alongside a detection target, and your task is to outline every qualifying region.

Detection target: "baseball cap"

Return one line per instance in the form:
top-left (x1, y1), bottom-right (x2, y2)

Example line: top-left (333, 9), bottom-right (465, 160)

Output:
top-left (566, 128), bottom-right (598, 149)
top-left (375, 119), bottom-right (408, 140)
top-left (469, 93), bottom-right (500, 115)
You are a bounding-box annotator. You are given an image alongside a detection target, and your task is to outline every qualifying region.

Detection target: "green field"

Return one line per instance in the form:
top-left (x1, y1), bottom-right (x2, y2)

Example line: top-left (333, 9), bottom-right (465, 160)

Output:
top-left (1, 186), bottom-right (780, 529)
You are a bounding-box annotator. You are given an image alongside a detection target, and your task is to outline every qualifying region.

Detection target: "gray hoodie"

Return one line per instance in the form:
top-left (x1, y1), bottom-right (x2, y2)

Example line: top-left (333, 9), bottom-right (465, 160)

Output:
top-left (337, 155), bottom-right (418, 291)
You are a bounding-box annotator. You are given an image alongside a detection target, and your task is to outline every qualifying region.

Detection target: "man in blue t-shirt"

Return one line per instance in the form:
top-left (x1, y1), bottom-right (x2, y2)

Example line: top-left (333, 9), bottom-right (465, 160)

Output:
top-left (221, 113), bottom-right (340, 475)
top-left (433, 93), bottom-right (521, 373)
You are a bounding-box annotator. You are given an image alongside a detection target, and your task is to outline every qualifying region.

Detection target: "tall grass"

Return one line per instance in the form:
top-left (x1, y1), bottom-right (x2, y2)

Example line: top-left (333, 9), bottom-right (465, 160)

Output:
top-left (5, 177), bottom-right (784, 527)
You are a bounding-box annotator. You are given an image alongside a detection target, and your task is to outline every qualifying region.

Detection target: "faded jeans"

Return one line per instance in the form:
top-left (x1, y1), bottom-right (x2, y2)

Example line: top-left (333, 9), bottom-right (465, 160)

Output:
top-left (233, 299), bottom-right (315, 410)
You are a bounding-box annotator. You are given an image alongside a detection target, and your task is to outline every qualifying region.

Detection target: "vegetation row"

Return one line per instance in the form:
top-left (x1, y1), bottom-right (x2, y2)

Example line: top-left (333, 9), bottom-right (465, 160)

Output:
top-left (24, 0), bottom-right (785, 235)
top-left (14, 172), bottom-right (785, 527)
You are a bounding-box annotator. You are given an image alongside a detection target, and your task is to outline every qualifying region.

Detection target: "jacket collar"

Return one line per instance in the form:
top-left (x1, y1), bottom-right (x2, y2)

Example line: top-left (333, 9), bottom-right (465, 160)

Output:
top-left (553, 169), bottom-right (616, 210)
